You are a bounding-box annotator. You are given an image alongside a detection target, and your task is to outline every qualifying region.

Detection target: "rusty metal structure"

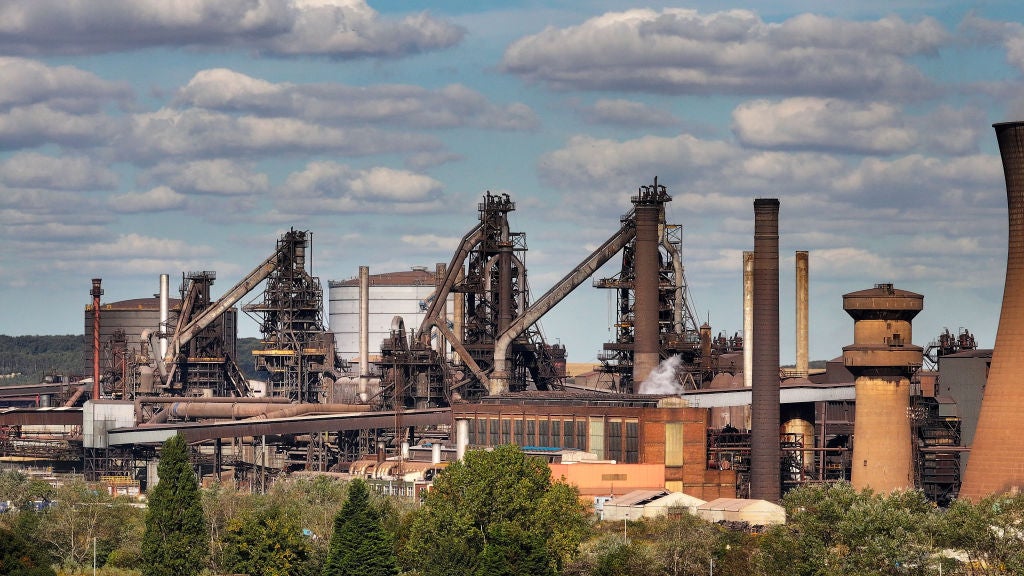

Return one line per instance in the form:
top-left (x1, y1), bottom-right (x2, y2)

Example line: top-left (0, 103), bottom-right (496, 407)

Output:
top-left (843, 283), bottom-right (923, 493)
top-left (595, 179), bottom-right (703, 392)
top-left (961, 121), bottom-right (1024, 500)
top-left (750, 198), bottom-right (781, 502)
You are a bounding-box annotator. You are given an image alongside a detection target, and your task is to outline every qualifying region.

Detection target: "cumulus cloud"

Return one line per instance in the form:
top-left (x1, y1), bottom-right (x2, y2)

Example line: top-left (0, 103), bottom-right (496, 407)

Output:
top-left (0, 0), bottom-right (463, 58)
top-left (0, 104), bottom-right (121, 150)
top-left (0, 152), bottom-right (118, 190)
top-left (581, 98), bottom-right (679, 127)
top-left (119, 108), bottom-right (442, 162)
top-left (276, 161), bottom-right (447, 214)
top-left (142, 159), bottom-right (270, 196)
top-left (502, 9), bottom-right (945, 98)
top-left (175, 69), bottom-right (538, 130)
top-left (400, 234), bottom-right (461, 252)
top-left (0, 57), bottom-right (131, 111)
top-left (109, 186), bottom-right (188, 213)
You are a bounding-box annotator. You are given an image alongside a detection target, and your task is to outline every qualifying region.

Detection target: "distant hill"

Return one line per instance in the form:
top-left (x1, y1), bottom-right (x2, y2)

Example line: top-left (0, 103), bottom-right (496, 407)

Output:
top-left (0, 334), bottom-right (264, 385)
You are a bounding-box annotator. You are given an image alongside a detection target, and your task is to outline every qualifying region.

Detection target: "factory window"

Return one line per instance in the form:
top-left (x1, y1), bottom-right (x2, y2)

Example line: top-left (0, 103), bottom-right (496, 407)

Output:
top-left (527, 419), bottom-right (536, 446)
top-left (549, 420), bottom-right (559, 448)
top-left (514, 419), bottom-right (524, 445)
top-left (607, 419), bottom-right (622, 461)
top-left (563, 419), bottom-right (575, 449)
top-left (577, 421), bottom-right (588, 453)
top-left (489, 418), bottom-right (499, 446)
top-left (625, 419), bottom-right (639, 463)
top-left (501, 418), bottom-right (511, 444)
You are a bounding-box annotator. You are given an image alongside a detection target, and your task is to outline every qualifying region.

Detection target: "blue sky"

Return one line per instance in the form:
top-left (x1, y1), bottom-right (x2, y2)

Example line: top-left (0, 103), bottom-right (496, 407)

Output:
top-left (1, 0), bottom-right (1021, 364)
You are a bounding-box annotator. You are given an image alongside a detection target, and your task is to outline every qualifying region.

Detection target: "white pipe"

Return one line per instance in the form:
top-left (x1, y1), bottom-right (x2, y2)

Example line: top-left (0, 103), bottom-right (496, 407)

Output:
top-left (456, 419), bottom-right (469, 460)
top-left (743, 251), bottom-right (754, 388)
top-left (401, 442), bottom-right (410, 460)
top-left (159, 274), bottom-right (169, 359)
top-left (796, 251), bottom-right (809, 377)
top-left (431, 443), bottom-right (442, 464)
top-left (358, 266), bottom-right (370, 402)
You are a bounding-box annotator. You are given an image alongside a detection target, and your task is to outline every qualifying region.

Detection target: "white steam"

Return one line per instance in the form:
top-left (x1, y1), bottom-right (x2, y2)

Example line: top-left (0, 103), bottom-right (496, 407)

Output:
top-left (637, 355), bottom-right (684, 395)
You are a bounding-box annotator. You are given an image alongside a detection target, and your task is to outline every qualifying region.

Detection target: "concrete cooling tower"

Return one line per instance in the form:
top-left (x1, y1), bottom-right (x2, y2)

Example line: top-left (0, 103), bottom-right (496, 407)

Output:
top-left (960, 121), bottom-right (1024, 501)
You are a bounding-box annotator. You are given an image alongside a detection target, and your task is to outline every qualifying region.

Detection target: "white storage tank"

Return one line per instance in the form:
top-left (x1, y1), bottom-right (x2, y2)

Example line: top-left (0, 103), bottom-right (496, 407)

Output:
top-left (328, 267), bottom-right (454, 364)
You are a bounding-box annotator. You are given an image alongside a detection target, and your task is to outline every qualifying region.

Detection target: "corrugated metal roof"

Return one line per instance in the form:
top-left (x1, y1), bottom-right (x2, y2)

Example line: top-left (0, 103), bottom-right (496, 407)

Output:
top-left (609, 489), bottom-right (668, 507)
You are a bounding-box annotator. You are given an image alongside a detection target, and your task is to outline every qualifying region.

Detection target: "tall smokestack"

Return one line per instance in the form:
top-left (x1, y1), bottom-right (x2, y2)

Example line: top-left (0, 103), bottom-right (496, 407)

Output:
top-left (795, 251), bottom-right (809, 377)
top-left (843, 283), bottom-right (922, 492)
top-left (632, 178), bottom-right (670, 385)
top-left (159, 273), bottom-right (169, 359)
top-left (961, 121), bottom-right (1024, 500)
top-left (751, 198), bottom-right (781, 502)
top-left (90, 278), bottom-right (103, 400)
top-left (358, 266), bottom-right (370, 403)
top-left (743, 251), bottom-right (754, 388)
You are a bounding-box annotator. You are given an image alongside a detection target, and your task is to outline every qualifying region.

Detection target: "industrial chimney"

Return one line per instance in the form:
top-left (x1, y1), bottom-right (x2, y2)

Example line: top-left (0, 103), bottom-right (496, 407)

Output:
top-left (90, 278), bottom-right (103, 400)
top-left (960, 121), bottom-right (1024, 500)
top-left (843, 283), bottom-right (922, 493)
top-left (631, 178), bottom-right (671, 385)
top-left (751, 198), bottom-right (781, 502)
top-left (795, 251), bottom-right (809, 377)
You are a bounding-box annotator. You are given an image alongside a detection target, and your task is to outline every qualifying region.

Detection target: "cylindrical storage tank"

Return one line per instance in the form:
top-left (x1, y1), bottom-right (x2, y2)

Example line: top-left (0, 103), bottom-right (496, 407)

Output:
top-left (328, 268), bottom-right (454, 364)
top-left (842, 284), bottom-right (923, 493)
top-left (751, 198), bottom-right (781, 502)
top-left (961, 122), bottom-right (1024, 500)
top-left (431, 443), bottom-right (442, 465)
top-left (781, 403), bottom-right (815, 476)
top-left (84, 296), bottom-right (187, 373)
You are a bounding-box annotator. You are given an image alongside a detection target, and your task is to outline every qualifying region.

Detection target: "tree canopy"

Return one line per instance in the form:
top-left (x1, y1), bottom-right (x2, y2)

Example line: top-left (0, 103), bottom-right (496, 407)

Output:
top-left (141, 433), bottom-right (209, 576)
top-left (323, 478), bottom-right (397, 576)
top-left (403, 444), bottom-right (591, 576)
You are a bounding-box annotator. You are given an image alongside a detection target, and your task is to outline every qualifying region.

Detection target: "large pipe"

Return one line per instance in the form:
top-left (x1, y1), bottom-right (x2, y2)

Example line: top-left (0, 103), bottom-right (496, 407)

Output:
top-left (358, 265), bottom-right (370, 402)
top-left (795, 251), bottom-right (809, 377)
top-left (743, 251), bottom-right (754, 388)
top-left (159, 273), bottom-right (169, 359)
top-left (751, 198), bottom-right (781, 502)
top-left (498, 214), bottom-right (513, 334)
top-left (632, 183), bottom-right (665, 385)
top-left (961, 121), bottom-right (1024, 500)
top-left (90, 279), bottom-right (103, 400)
top-left (456, 418), bottom-right (469, 460)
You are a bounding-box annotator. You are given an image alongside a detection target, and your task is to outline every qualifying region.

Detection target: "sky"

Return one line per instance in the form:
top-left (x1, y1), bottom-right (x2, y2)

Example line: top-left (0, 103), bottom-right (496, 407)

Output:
top-left (1, 0), bottom-right (1022, 365)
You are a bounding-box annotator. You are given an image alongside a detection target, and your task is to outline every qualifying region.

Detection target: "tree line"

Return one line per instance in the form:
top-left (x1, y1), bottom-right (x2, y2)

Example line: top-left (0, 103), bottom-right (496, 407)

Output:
top-left (2, 437), bottom-right (1023, 575)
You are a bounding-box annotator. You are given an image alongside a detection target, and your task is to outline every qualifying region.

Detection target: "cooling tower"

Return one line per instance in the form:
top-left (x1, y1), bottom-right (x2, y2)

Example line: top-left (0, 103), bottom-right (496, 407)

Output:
top-left (842, 283), bottom-right (922, 493)
top-left (751, 198), bottom-right (781, 502)
top-left (960, 121), bottom-right (1024, 500)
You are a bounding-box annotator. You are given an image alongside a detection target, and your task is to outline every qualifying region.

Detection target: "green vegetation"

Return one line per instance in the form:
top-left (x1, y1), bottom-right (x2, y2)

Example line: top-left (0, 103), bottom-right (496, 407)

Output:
top-left (403, 444), bottom-right (591, 576)
top-left (141, 434), bottom-right (209, 576)
top-left (6, 456), bottom-right (1024, 575)
top-left (323, 479), bottom-right (397, 576)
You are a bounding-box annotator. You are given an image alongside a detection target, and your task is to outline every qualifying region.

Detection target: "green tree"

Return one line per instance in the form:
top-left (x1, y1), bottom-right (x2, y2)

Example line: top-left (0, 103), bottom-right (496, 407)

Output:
top-left (222, 504), bottom-right (313, 576)
top-left (323, 478), bottom-right (397, 576)
top-left (0, 526), bottom-right (55, 576)
top-left (936, 493), bottom-right (1024, 574)
top-left (404, 445), bottom-right (590, 576)
top-left (141, 433), bottom-right (208, 576)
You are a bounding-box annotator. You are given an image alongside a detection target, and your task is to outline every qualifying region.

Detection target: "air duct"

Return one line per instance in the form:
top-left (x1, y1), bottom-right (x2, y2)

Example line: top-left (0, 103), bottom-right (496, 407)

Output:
top-left (751, 199), bottom-right (781, 502)
top-left (961, 121), bottom-right (1024, 500)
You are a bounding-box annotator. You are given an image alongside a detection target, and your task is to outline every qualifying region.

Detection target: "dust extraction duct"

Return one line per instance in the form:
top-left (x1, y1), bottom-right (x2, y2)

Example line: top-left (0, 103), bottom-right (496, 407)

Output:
top-left (960, 121), bottom-right (1024, 500)
top-left (751, 198), bottom-right (781, 502)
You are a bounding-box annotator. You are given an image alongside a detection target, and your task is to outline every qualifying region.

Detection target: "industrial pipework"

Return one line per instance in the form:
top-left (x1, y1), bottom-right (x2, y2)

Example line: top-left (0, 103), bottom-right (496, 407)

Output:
top-left (90, 278), bottom-right (103, 400)
top-left (750, 198), bottom-right (781, 502)
top-left (961, 121), bottom-right (1024, 500)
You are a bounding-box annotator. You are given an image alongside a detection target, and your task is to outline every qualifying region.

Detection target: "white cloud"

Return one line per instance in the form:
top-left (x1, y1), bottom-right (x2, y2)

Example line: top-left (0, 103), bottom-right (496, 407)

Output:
top-left (581, 98), bottom-right (678, 127)
top-left (399, 234), bottom-right (460, 252)
top-left (277, 161), bottom-right (446, 214)
top-left (109, 186), bottom-right (187, 213)
top-left (0, 104), bottom-right (120, 149)
top-left (0, 0), bottom-right (463, 58)
top-left (0, 152), bottom-right (118, 190)
top-left (120, 108), bottom-right (442, 161)
top-left (0, 57), bottom-right (130, 111)
top-left (502, 9), bottom-right (944, 98)
top-left (143, 159), bottom-right (270, 196)
top-left (175, 69), bottom-right (538, 130)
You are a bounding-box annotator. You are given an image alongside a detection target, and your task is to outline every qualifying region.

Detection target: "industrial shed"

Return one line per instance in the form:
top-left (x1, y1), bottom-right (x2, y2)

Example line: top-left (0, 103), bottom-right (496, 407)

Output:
top-left (695, 498), bottom-right (785, 526)
top-left (601, 489), bottom-right (707, 521)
